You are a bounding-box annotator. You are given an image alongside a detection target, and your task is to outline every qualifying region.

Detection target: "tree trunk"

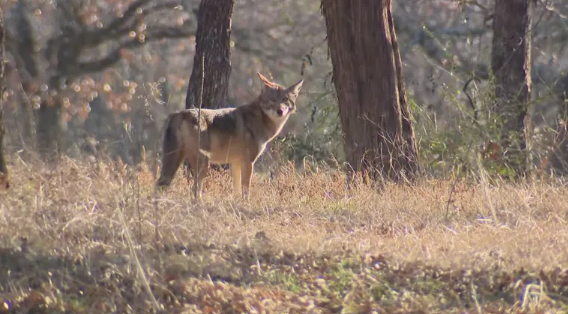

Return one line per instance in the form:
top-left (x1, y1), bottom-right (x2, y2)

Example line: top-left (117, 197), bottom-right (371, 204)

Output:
top-left (0, 5), bottom-right (8, 189)
top-left (548, 75), bottom-right (568, 174)
top-left (20, 82), bottom-right (36, 150)
top-left (185, 0), bottom-right (234, 109)
top-left (321, 0), bottom-right (419, 182)
top-left (491, 0), bottom-right (532, 177)
top-left (37, 99), bottom-right (64, 162)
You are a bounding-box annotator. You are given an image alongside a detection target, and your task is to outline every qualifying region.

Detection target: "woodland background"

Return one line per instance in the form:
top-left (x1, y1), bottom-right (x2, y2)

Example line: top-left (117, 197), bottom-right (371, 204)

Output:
top-left (1, 0), bottom-right (567, 177)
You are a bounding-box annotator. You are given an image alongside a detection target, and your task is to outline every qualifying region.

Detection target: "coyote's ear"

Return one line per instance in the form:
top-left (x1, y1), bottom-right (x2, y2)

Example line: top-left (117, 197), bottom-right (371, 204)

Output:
top-left (288, 79), bottom-right (304, 96)
top-left (257, 72), bottom-right (277, 89)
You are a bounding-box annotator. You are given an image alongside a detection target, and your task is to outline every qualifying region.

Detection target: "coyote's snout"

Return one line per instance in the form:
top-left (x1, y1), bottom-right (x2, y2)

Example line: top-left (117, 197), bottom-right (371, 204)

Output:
top-left (156, 72), bottom-right (304, 199)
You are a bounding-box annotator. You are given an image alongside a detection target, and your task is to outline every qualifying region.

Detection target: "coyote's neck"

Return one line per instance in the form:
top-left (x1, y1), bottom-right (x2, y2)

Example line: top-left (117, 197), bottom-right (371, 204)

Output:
top-left (262, 110), bottom-right (289, 141)
top-left (246, 98), bottom-right (289, 142)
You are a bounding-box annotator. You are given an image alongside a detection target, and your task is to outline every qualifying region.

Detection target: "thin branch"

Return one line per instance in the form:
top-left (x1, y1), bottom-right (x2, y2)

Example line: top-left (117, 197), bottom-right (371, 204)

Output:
top-left (106, 0), bottom-right (153, 34)
top-left (46, 0), bottom-right (183, 62)
top-left (92, 0), bottom-right (182, 44)
top-left (69, 26), bottom-right (193, 77)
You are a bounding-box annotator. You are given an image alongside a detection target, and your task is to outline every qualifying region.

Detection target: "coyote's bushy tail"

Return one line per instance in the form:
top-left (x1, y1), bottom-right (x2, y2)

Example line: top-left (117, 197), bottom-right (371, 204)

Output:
top-left (156, 114), bottom-right (184, 187)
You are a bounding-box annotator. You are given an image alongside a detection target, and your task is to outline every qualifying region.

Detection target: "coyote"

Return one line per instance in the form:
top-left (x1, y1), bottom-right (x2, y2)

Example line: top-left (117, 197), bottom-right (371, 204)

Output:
top-left (156, 73), bottom-right (304, 199)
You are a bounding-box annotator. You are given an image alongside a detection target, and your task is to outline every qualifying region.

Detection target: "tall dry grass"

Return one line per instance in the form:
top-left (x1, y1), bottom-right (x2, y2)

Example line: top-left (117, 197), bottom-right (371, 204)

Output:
top-left (1, 155), bottom-right (567, 312)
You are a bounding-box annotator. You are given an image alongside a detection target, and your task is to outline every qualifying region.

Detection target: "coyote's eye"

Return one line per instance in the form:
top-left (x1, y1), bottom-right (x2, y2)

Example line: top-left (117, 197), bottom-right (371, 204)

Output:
top-left (283, 97), bottom-right (289, 102)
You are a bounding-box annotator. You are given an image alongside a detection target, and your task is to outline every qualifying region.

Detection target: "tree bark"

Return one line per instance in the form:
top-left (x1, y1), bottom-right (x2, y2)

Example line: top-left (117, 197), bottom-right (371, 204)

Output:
top-left (491, 0), bottom-right (532, 177)
top-left (185, 0), bottom-right (234, 109)
top-left (0, 5), bottom-right (8, 189)
top-left (37, 99), bottom-right (64, 162)
top-left (19, 82), bottom-right (36, 149)
top-left (548, 75), bottom-right (568, 173)
top-left (321, 0), bottom-right (419, 182)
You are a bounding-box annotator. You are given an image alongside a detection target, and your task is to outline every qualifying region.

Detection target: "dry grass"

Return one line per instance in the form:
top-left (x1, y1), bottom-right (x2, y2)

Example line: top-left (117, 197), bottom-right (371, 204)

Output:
top-left (1, 155), bottom-right (568, 313)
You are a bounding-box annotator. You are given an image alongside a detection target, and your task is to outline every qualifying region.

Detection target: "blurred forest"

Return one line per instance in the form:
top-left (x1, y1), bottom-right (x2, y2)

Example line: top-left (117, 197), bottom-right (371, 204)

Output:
top-left (2, 0), bottom-right (568, 177)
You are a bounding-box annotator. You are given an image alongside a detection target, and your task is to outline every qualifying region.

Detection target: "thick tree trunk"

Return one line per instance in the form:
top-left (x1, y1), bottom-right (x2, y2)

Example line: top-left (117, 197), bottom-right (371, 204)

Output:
top-left (0, 5), bottom-right (9, 189)
top-left (185, 0), bottom-right (234, 109)
top-left (321, 0), bottom-right (419, 182)
top-left (491, 0), bottom-right (532, 177)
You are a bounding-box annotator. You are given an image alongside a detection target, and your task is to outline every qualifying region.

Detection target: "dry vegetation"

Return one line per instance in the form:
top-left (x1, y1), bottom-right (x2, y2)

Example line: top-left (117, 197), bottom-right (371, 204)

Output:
top-left (1, 156), bottom-right (568, 313)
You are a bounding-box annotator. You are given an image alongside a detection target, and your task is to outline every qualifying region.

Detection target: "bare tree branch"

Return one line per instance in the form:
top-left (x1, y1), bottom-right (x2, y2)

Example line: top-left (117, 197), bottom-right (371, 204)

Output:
top-left (66, 26), bottom-right (193, 77)
top-left (33, 0), bottom-right (192, 87)
top-left (46, 0), bottom-right (184, 62)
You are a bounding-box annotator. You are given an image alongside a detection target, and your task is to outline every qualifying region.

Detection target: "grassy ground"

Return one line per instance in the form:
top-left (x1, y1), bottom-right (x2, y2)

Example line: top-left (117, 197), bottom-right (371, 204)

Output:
top-left (1, 156), bottom-right (568, 313)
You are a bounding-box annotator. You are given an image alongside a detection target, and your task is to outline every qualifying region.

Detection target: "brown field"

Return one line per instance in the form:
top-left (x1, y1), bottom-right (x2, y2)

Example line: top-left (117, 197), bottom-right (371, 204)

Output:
top-left (1, 156), bottom-right (568, 313)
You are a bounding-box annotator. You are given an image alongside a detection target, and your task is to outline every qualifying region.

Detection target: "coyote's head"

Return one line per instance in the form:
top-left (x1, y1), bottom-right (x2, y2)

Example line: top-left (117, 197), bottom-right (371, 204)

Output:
top-left (257, 72), bottom-right (304, 122)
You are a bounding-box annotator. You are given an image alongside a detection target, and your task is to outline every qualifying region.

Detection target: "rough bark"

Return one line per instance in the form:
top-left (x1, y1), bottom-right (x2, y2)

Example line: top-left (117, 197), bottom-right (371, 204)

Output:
top-left (491, 0), bottom-right (532, 176)
top-left (0, 5), bottom-right (8, 189)
top-left (185, 0), bottom-right (234, 109)
top-left (321, 0), bottom-right (419, 182)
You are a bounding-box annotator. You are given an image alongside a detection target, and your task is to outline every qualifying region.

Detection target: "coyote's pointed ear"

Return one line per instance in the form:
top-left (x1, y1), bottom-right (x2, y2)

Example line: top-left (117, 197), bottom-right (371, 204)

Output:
top-left (257, 72), bottom-right (277, 89)
top-left (288, 79), bottom-right (304, 96)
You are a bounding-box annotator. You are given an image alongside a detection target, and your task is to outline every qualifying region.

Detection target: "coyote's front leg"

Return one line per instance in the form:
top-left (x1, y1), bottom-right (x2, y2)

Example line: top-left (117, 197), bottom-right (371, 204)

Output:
top-left (241, 161), bottom-right (254, 200)
top-left (231, 162), bottom-right (242, 196)
top-left (192, 155), bottom-right (209, 200)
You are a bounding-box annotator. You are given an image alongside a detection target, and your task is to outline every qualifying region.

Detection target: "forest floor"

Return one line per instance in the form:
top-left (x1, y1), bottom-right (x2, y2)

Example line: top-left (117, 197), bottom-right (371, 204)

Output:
top-left (1, 156), bottom-right (568, 313)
